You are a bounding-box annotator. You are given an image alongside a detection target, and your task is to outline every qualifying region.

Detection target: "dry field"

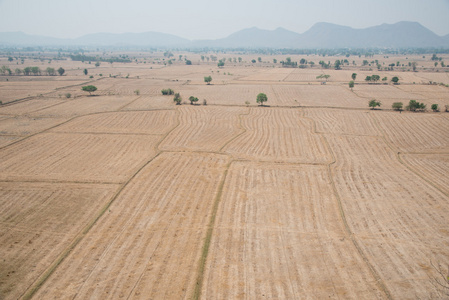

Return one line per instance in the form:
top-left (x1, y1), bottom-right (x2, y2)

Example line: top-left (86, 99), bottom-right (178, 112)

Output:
top-left (0, 53), bottom-right (448, 300)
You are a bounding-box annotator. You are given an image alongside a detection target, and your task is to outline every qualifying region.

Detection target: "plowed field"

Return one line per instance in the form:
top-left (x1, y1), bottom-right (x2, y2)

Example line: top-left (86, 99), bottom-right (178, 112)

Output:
top-left (0, 60), bottom-right (448, 300)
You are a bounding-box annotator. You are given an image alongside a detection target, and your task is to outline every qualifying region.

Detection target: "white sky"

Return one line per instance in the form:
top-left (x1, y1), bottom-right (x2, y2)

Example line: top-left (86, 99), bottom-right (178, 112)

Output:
top-left (0, 0), bottom-right (448, 39)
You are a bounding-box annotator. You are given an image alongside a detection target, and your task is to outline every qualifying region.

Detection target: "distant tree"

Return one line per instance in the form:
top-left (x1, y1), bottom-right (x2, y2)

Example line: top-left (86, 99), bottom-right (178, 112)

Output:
top-left (371, 75), bottom-right (380, 82)
top-left (217, 60), bottom-right (224, 67)
top-left (134, 89), bottom-right (140, 95)
top-left (251, 59), bottom-right (256, 63)
top-left (382, 76), bottom-right (388, 82)
top-left (161, 88), bottom-right (174, 95)
top-left (391, 76), bottom-right (399, 84)
top-left (31, 66), bottom-right (41, 75)
top-left (23, 67), bottom-right (32, 75)
top-left (14, 68), bottom-right (22, 75)
top-left (189, 96), bottom-right (199, 105)
top-left (406, 100), bottom-right (426, 112)
top-left (431, 104), bottom-right (439, 112)
top-left (1, 65), bottom-right (11, 75)
top-left (392, 102), bottom-right (403, 111)
top-left (8, 56), bottom-right (13, 62)
top-left (81, 85), bottom-right (97, 95)
top-left (238, 57), bottom-right (242, 63)
top-left (351, 73), bottom-right (357, 80)
top-left (95, 61), bottom-right (100, 67)
top-left (46, 67), bottom-right (56, 76)
top-left (258, 57), bottom-right (262, 63)
top-left (173, 93), bottom-right (182, 105)
top-left (300, 58), bottom-right (307, 65)
top-left (334, 60), bottom-right (341, 70)
top-left (412, 62), bottom-right (417, 72)
top-left (57, 67), bottom-right (65, 76)
top-left (201, 55), bottom-right (205, 61)
top-left (368, 99), bottom-right (381, 110)
top-left (256, 93), bottom-right (268, 106)
top-left (185, 60), bottom-right (192, 65)
top-left (349, 81), bottom-right (354, 90)
top-left (365, 75), bottom-right (372, 82)
top-left (273, 58), bottom-right (277, 64)
top-left (203, 99), bottom-right (207, 105)
top-left (434, 62), bottom-right (438, 67)
top-left (83, 68), bottom-right (88, 75)
top-left (442, 61), bottom-right (446, 68)
top-left (204, 76), bottom-right (212, 85)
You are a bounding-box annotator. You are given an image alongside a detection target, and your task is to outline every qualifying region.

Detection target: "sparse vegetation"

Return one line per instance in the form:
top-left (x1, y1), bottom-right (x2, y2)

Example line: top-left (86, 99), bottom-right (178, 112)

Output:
top-left (173, 93), bottom-right (182, 105)
top-left (392, 102), bottom-right (403, 111)
top-left (81, 85), bottom-right (97, 95)
top-left (256, 93), bottom-right (268, 106)
top-left (204, 76), bottom-right (212, 85)
top-left (161, 88), bottom-right (174, 95)
top-left (406, 99), bottom-right (426, 112)
top-left (368, 99), bottom-right (381, 109)
top-left (189, 96), bottom-right (199, 105)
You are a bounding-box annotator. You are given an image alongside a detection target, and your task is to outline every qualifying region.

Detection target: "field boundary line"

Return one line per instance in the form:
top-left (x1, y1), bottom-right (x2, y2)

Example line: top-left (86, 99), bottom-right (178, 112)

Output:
top-left (219, 107), bottom-right (250, 152)
top-left (117, 94), bottom-right (142, 111)
top-left (305, 111), bottom-right (393, 299)
top-left (192, 159), bottom-right (233, 300)
top-left (20, 151), bottom-right (164, 300)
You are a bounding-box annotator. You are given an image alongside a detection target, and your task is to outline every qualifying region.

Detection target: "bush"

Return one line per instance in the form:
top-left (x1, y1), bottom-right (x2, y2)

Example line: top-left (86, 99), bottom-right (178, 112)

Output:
top-left (406, 100), bottom-right (426, 112)
top-left (81, 85), bottom-right (97, 95)
top-left (392, 102), bottom-right (403, 111)
top-left (368, 99), bottom-right (381, 109)
top-left (161, 88), bottom-right (174, 95)
top-left (65, 93), bottom-right (71, 99)
top-left (173, 93), bottom-right (182, 105)
top-left (431, 104), bottom-right (439, 112)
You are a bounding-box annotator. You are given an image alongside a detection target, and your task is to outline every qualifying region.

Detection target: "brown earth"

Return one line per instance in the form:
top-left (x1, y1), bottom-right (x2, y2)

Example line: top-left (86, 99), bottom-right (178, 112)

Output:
top-left (0, 53), bottom-right (448, 299)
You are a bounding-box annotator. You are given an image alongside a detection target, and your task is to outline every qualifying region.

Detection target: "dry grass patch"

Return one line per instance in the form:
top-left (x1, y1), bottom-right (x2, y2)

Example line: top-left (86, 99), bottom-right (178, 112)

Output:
top-left (33, 152), bottom-right (229, 300)
top-left (0, 116), bottom-right (69, 136)
top-left (327, 135), bottom-right (449, 299)
top-left (160, 106), bottom-right (246, 152)
top-left (202, 161), bottom-right (383, 299)
top-left (0, 182), bottom-right (119, 300)
top-left (0, 132), bottom-right (160, 183)
top-left (51, 110), bottom-right (176, 135)
top-left (304, 108), bottom-right (380, 136)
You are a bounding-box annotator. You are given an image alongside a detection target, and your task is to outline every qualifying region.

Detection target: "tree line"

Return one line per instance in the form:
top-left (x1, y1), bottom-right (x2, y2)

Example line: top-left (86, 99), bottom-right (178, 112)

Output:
top-left (0, 66), bottom-right (65, 76)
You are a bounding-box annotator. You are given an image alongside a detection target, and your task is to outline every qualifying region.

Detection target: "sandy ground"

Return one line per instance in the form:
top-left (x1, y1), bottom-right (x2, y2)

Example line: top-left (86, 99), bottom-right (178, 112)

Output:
top-left (0, 54), bottom-right (448, 299)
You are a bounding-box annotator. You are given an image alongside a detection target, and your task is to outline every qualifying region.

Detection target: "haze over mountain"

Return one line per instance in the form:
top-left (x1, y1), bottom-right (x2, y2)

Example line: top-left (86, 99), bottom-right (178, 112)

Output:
top-left (0, 21), bottom-right (448, 49)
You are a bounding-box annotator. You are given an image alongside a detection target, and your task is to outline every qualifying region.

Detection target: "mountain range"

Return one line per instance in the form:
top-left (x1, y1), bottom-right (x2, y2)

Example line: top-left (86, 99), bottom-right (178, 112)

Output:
top-left (1, 21), bottom-right (448, 49)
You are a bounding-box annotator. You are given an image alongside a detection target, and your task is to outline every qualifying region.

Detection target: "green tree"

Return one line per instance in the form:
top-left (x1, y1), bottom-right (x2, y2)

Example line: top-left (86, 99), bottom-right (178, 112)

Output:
top-left (273, 58), bottom-right (277, 64)
top-left (8, 56), bottom-right (13, 62)
top-left (185, 60), bottom-right (192, 65)
top-left (189, 96), bottom-right (199, 105)
top-left (161, 88), bottom-right (174, 95)
top-left (258, 57), bottom-right (262, 63)
top-left (81, 85), bottom-right (97, 95)
top-left (57, 67), bottom-right (65, 76)
top-left (173, 93), bottom-right (182, 105)
top-left (431, 104), bottom-right (439, 112)
top-left (368, 99), bottom-right (381, 110)
top-left (83, 68), bottom-right (88, 75)
top-left (15, 68), bottom-right (22, 75)
top-left (391, 76), bottom-right (399, 84)
top-left (351, 73), bottom-right (357, 80)
top-left (392, 102), bottom-right (403, 111)
top-left (46, 67), bottom-right (56, 76)
top-left (406, 100), bottom-right (426, 112)
top-left (334, 60), bottom-right (341, 70)
top-left (204, 76), bottom-right (212, 85)
top-left (256, 93), bottom-right (268, 106)
top-left (95, 61), bottom-right (100, 67)
top-left (251, 59), bottom-right (256, 63)
top-left (349, 81), bottom-right (354, 90)
top-left (23, 67), bottom-right (32, 75)
top-left (371, 75), bottom-right (380, 82)
top-left (31, 67), bottom-right (41, 75)
top-left (365, 75), bottom-right (372, 82)
top-left (382, 76), bottom-right (388, 82)
top-left (217, 60), bottom-right (224, 67)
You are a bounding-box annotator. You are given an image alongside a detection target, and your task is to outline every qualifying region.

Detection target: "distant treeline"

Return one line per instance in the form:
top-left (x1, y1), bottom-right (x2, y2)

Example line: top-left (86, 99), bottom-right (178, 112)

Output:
top-left (69, 54), bottom-right (131, 63)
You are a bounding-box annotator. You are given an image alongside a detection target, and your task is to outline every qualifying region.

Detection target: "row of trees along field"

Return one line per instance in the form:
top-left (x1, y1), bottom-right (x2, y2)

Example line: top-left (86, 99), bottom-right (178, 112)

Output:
top-left (0, 66), bottom-right (65, 76)
top-left (369, 99), bottom-right (448, 112)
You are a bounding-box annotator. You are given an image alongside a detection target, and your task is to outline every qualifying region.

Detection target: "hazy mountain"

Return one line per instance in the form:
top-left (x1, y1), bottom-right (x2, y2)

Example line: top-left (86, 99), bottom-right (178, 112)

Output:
top-left (192, 27), bottom-right (301, 48)
top-left (0, 22), bottom-right (448, 48)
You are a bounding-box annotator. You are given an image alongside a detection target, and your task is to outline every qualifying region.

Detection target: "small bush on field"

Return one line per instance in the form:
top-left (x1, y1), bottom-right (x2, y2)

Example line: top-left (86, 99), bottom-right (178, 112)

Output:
top-left (65, 93), bottom-right (71, 99)
top-left (162, 88), bottom-right (174, 95)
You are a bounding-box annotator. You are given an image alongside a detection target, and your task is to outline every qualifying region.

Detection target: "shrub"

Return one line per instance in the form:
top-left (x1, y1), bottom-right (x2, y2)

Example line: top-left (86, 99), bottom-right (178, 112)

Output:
top-left (161, 88), bottom-right (174, 95)
top-left (65, 93), bottom-right (71, 99)
top-left (431, 104), bottom-right (439, 112)
top-left (392, 102), bottom-right (403, 111)
top-left (173, 93), bottom-right (182, 105)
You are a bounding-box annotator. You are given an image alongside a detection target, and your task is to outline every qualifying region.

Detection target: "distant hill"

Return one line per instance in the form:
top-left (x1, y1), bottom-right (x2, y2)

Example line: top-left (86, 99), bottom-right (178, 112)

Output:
top-left (0, 21), bottom-right (448, 48)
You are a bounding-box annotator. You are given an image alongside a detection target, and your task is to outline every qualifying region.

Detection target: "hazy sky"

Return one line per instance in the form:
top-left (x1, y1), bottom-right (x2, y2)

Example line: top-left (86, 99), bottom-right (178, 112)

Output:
top-left (0, 0), bottom-right (448, 39)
